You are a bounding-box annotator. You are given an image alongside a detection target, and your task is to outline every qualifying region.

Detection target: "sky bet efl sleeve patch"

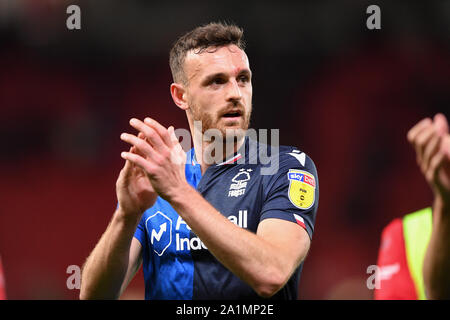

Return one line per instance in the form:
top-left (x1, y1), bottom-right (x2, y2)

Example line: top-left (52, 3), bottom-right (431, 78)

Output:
top-left (287, 169), bottom-right (316, 210)
top-left (260, 149), bottom-right (319, 240)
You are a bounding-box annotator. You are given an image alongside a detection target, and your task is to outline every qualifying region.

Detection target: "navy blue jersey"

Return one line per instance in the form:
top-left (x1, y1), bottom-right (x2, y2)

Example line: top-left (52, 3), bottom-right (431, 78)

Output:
top-left (133, 137), bottom-right (319, 299)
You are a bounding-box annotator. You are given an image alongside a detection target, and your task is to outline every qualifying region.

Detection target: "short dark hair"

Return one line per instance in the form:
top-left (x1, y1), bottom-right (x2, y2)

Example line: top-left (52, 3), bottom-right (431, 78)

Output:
top-left (169, 22), bottom-right (246, 84)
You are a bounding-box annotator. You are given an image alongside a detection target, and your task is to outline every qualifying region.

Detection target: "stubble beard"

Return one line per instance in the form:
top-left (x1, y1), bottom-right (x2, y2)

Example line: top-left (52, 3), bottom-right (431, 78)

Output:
top-left (188, 102), bottom-right (252, 165)
top-left (189, 102), bottom-right (252, 142)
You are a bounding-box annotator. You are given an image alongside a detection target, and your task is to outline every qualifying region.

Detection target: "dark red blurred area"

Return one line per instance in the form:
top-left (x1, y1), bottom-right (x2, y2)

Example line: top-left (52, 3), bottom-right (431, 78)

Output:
top-left (296, 41), bottom-right (450, 299)
top-left (0, 1), bottom-right (449, 299)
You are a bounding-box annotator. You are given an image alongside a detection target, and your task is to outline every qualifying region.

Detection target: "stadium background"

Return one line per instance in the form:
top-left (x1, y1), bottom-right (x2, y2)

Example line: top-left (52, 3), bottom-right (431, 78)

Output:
top-left (0, 0), bottom-right (449, 299)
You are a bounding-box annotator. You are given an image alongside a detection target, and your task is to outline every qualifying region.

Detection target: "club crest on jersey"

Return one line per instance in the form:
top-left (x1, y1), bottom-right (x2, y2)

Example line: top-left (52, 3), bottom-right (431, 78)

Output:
top-left (287, 169), bottom-right (316, 210)
top-left (228, 168), bottom-right (252, 197)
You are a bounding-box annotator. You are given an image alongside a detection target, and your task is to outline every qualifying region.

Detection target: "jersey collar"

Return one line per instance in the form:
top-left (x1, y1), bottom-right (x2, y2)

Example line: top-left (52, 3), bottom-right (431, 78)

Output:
top-left (187, 136), bottom-right (248, 167)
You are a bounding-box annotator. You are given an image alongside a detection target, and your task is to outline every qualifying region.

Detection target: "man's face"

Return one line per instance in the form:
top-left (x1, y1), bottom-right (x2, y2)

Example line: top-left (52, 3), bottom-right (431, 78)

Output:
top-left (183, 44), bottom-right (253, 138)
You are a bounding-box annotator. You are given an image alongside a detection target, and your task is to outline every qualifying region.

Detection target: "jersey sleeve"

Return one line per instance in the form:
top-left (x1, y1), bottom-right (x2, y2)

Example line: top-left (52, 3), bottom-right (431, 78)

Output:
top-left (260, 151), bottom-right (319, 240)
top-left (374, 218), bottom-right (418, 300)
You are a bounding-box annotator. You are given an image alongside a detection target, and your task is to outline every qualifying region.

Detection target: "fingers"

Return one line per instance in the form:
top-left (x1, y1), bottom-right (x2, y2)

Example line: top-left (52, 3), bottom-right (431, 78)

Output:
top-left (408, 115), bottom-right (449, 169)
top-left (407, 117), bottom-right (432, 144)
top-left (128, 117), bottom-right (172, 152)
top-left (122, 144), bottom-right (151, 181)
top-left (120, 119), bottom-right (183, 170)
top-left (129, 118), bottom-right (168, 152)
top-left (118, 147), bottom-right (135, 184)
top-left (168, 126), bottom-right (186, 165)
top-left (133, 133), bottom-right (149, 158)
top-left (410, 115), bottom-right (450, 197)
top-left (137, 131), bottom-right (146, 140)
top-left (427, 147), bottom-right (446, 185)
top-left (120, 132), bottom-right (157, 161)
top-left (443, 135), bottom-right (450, 158)
top-left (144, 118), bottom-right (173, 148)
top-left (436, 136), bottom-right (450, 176)
top-left (434, 113), bottom-right (449, 136)
top-left (120, 117), bottom-right (185, 176)
top-left (413, 124), bottom-right (437, 166)
top-left (422, 134), bottom-right (441, 172)
top-left (168, 126), bottom-right (179, 144)
top-left (121, 150), bottom-right (155, 175)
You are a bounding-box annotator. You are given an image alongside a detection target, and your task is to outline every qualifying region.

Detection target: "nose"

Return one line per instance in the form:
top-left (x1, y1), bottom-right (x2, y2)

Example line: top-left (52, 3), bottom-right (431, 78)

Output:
top-left (226, 78), bottom-right (242, 103)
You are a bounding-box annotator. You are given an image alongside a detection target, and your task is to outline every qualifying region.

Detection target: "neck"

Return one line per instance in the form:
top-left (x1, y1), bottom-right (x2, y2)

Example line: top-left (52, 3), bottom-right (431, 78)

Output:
top-left (192, 130), bottom-right (245, 174)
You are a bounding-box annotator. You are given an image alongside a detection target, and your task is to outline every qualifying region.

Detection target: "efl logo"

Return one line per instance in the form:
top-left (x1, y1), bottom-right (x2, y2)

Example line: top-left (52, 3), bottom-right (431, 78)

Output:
top-left (287, 170), bottom-right (316, 210)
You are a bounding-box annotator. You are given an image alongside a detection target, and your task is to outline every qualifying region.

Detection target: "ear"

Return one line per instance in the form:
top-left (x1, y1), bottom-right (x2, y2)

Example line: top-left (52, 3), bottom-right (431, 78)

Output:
top-left (170, 83), bottom-right (189, 111)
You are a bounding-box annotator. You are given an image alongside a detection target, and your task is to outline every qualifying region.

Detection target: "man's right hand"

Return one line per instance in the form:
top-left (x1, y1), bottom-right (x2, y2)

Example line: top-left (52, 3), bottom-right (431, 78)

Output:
top-left (116, 134), bottom-right (158, 220)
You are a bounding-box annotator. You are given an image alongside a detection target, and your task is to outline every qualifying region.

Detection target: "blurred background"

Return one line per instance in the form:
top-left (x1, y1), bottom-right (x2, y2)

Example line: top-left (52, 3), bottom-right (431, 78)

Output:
top-left (0, 0), bottom-right (449, 299)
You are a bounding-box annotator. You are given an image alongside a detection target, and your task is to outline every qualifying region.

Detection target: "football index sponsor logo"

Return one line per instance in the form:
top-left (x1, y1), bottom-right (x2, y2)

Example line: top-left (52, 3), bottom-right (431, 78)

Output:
top-left (145, 211), bottom-right (173, 256)
top-left (145, 211), bottom-right (172, 256)
top-left (176, 210), bottom-right (248, 251)
top-left (147, 210), bottom-right (249, 255)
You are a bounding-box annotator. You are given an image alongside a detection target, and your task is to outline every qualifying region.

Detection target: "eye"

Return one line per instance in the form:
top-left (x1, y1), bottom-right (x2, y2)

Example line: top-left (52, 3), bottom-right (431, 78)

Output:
top-left (211, 77), bottom-right (226, 85)
top-left (238, 75), bottom-right (250, 83)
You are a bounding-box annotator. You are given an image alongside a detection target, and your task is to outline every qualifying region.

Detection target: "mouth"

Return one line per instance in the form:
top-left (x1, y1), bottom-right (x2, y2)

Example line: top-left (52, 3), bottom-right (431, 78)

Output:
top-left (221, 109), bottom-right (243, 119)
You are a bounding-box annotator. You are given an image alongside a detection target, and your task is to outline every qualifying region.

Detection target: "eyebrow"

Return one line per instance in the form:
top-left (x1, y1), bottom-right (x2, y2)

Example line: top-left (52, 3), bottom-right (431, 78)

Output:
top-left (238, 69), bottom-right (252, 78)
top-left (201, 69), bottom-right (252, 85)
